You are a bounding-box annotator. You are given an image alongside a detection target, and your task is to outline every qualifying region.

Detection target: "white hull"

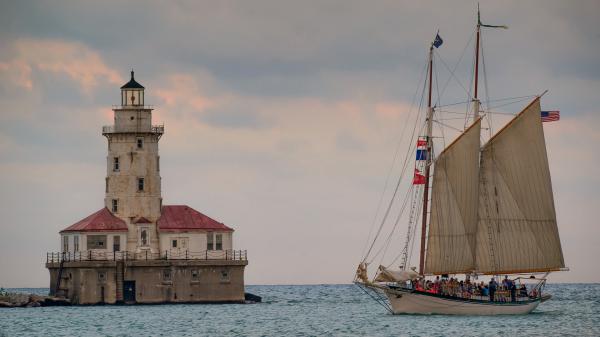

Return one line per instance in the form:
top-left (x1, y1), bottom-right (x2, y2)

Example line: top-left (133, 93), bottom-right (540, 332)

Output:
top-left (385, 289), bottom-right (540, 315)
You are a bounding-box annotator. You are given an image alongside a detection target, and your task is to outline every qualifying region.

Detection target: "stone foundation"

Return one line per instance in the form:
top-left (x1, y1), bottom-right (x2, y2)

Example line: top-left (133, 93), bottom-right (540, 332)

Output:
top-left (47, 259), bottom-right (247, 305)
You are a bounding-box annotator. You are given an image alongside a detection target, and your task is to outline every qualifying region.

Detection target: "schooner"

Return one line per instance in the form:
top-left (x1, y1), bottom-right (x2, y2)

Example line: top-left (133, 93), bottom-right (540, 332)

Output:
top-left (355, 8), bottom-right (567, 315)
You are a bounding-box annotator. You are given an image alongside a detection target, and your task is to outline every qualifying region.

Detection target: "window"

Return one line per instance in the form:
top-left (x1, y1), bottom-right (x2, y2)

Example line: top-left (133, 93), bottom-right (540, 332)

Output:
top-left (112, 199), bottom-right (118, 213)
top-left (220, 269), bottom-right (230, 283)
top-left (137, 178), bottom-right (145, 192)
top-left (162, 269), bottom-right (172, 282)
top-left (207, 233), bottom-right (214, 250)
top-left (113, 236), bottom-right (120, 252)
top-left (215, 234), bottom-right (223, 251)
top-left (105, 177), bottom-right (109, 193)
top-left (98, 271), bottom-right (107, 283)
top-left (87, 235), bottom-right (107, 249)
top-left (74, 236), bottom-right (79, 252)
top-left (136, 137), bottom-right (144, 149)
top-left (157, 156), bottom-right (160, 171)
top-left (141, 228), bottom-right (148, 246)
top-left (172, 239), bottom-right (178, 248)
top-left (113, 157), bottom-right (120, 171)
top-left (191, 270), bottom-right (200, 281)
top-left (62, 236), bottom-right (69, 252)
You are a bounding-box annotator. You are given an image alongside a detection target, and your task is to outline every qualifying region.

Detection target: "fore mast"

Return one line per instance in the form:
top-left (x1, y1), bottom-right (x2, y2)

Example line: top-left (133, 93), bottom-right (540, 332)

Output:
top-left (418, 41), bottom-right (435, 275)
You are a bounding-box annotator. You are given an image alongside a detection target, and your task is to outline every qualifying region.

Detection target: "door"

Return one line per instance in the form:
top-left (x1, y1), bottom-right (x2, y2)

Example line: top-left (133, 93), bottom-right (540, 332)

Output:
top-left (123, 281), bottom-right (136, 303)
top-left (171, 237), bottom-right (189, 258)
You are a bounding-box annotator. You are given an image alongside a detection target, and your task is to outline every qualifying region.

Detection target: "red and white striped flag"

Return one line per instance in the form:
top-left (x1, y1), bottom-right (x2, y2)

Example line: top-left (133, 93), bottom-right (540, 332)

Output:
top-left (541, 110), bottom-right (560, 122)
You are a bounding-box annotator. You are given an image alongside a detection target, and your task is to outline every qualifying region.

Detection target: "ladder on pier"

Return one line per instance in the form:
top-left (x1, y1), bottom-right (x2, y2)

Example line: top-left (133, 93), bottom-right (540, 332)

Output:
top-left (116, 261), bottom-right (124, 302)
top-left (55, 256), bottom-right (66, 297)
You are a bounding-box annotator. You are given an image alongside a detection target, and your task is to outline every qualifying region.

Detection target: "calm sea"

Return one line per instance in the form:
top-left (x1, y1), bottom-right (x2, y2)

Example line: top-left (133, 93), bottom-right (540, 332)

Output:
top-left (1, 284), bottom-right (599, 336)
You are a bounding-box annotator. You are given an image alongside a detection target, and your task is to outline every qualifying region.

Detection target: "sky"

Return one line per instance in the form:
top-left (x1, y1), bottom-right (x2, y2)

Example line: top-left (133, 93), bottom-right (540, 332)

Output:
top-left (0, 0), bottom-right (599, 287)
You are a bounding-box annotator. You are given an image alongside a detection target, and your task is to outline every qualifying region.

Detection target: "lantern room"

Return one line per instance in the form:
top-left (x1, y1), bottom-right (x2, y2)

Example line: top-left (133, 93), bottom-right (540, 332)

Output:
top-left (121, 70), bottom-right (145, 106)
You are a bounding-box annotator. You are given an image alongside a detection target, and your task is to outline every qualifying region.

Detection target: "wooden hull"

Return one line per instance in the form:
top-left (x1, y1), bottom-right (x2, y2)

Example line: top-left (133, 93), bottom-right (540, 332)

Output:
top-left (384, 288), bottom-right (541, 315)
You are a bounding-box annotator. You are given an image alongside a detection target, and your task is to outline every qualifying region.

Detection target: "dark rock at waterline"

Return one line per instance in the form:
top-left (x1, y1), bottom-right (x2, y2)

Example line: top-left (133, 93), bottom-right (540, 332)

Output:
top-left (43, 297), bottom-right (71, 306)
top-left (0, 293), bottom-right (71, 308)
top-left (244, 292), bottom-right (262, 303)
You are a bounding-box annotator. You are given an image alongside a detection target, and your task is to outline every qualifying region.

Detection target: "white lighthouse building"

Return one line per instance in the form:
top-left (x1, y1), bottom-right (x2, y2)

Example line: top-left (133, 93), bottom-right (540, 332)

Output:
top-left (47, 71), bottom-right (247, 305)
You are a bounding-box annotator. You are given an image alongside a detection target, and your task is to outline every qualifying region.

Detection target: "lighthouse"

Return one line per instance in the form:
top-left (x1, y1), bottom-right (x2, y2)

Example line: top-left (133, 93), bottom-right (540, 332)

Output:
top-left (46, 71), bottom-right (248, 305)
top-left (103, 70), bottom-right (163, 253)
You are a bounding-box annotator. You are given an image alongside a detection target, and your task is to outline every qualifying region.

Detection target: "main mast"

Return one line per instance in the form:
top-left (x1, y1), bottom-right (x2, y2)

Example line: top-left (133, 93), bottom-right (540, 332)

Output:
top-left (473, 6), bottom-right (481, 120)
top-left (418, 44), bottom-right (435, 275)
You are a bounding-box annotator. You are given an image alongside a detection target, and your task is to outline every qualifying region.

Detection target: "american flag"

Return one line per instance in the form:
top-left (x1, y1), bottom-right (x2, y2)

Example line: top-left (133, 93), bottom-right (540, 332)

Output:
top-left (541, 110), bottom-right (560, 122)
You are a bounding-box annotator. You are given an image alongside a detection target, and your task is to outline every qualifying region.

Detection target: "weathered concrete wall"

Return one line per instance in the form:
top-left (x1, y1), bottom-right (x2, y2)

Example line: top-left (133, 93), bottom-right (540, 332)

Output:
top-left (49, 262), bottom-right (118, 304)
top-left (47, 259), bottom-right (247, 305)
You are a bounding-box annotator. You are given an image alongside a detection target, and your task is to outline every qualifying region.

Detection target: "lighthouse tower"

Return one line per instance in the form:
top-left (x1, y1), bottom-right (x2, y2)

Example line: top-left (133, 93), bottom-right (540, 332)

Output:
top-left (102, 71), bottom-right (164, 253)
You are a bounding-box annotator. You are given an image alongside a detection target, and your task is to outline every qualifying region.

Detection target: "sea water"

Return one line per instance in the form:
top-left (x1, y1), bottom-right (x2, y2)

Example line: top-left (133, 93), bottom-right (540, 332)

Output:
top-left (1, 284), bottom-right (599, 336)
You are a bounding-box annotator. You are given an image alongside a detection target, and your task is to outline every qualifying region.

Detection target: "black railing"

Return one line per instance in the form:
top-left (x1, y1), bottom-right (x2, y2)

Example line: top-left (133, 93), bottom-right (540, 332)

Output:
top-left (46, 249), bottom-right (247, 263)
top-left (101, 124), bottom-right (164, 135)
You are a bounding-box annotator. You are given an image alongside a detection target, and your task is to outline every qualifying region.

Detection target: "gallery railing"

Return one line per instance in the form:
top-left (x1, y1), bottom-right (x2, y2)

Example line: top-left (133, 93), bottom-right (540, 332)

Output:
top-left (101, 124), bottom-right (164, 135)
top-left (46, 249), bottom-right (247, 263)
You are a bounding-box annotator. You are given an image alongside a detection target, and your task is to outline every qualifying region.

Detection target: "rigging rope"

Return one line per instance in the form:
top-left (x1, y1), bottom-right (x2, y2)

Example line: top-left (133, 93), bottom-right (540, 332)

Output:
top-left (434, 29), bottom-right (476, 102)
top-left (369, 122), bottom-right (427, 265)
top-left (361, 54), bottom-right (430, 264)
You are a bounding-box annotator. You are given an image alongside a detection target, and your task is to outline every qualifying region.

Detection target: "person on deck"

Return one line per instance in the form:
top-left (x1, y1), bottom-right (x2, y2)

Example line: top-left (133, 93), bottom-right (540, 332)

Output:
top-left (433, 276), bottom-right (440, 294)
top-left (520, 284), bottom-right (528, 297)
top-left (488, 278), bottom-right (497, 302)
top-left (510, 280), bottom-right (517, 302)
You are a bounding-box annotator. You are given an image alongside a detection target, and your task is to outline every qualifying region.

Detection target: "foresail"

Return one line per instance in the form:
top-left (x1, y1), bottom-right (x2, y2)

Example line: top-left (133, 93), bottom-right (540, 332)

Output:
top-left (475, 98), bottom-right (565, 274)
top-left (424, 119), bottom-right (481, 275)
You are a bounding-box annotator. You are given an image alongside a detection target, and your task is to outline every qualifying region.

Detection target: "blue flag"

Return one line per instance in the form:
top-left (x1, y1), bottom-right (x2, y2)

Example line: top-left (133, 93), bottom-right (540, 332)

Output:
top-left (433, 34), bottom-right (443, 48)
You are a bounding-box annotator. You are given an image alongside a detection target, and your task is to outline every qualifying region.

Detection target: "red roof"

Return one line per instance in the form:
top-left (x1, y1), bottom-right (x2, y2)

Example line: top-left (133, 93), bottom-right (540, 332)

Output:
top-left (157, 205), bottom-right (233, 232)
top-left (60, 208), bottom-right (128, 233)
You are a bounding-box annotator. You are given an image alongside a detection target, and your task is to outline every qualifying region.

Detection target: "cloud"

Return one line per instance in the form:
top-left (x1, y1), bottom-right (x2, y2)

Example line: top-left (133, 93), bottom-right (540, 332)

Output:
top-left (0, 59), bottom-right (32, 90)
top-left (0, 38), bottom-right (122, 94)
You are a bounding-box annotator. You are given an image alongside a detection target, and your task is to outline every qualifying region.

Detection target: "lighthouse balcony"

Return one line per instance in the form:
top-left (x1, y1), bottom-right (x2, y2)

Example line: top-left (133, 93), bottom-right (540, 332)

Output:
top-left (46, 249), bottom-right (247, 264)
top-left (102, 124), bottom-right (164, 135)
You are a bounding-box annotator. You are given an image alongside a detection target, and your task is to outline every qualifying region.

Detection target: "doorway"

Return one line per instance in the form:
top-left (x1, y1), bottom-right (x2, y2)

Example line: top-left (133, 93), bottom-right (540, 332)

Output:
top-left (123, 280), bottom-right (136, 303)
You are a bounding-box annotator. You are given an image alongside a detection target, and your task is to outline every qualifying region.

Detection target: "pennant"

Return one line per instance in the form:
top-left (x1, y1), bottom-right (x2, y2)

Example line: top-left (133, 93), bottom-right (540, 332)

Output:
top-left (413, 169), bottom-right (426, 185)
top-left (416, 149), bottom-right (428, 161)
top-left (541, 110), bottom-right (560, 122)
top-left (433, 34), bottom-right (443, 48)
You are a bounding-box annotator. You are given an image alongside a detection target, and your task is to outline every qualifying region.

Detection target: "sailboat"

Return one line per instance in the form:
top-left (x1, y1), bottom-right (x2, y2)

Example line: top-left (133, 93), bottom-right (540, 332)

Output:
top-left (355, 8), bottom-right (567, 315)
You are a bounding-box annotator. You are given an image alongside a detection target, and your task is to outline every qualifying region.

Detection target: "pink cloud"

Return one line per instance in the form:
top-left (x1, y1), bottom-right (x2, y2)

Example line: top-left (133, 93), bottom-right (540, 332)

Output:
top-left (154, 73), bottom-right (217, 112)
top-left (0, 38), bottom-right (122, 93)
top-left (0, 59), bottom-right (32, 90)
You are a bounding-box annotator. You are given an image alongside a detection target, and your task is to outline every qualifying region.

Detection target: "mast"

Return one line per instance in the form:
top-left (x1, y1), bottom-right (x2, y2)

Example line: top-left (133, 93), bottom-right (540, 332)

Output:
top-left (419, 44), bottom-right (435, 275)
top-left (473, 5), bottom-right (481, 120)
top-left (474, 6), bottom-right (508, 121)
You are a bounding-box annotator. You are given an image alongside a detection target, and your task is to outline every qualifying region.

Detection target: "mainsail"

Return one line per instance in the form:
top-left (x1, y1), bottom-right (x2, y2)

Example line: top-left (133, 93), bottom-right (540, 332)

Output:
top-left (425, 118), bottom-right (481, 275)
top-left (424, 98), bottom-right (564, 275)
top-left (475, 98), bottom-right (565, 274)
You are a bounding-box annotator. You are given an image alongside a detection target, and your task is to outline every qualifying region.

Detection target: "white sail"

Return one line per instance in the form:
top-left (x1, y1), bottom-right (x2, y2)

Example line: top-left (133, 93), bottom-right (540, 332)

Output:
top-left (425, 119), bottom-right (481, 275)
top-left (475, 98), bottom-right (565, 274)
